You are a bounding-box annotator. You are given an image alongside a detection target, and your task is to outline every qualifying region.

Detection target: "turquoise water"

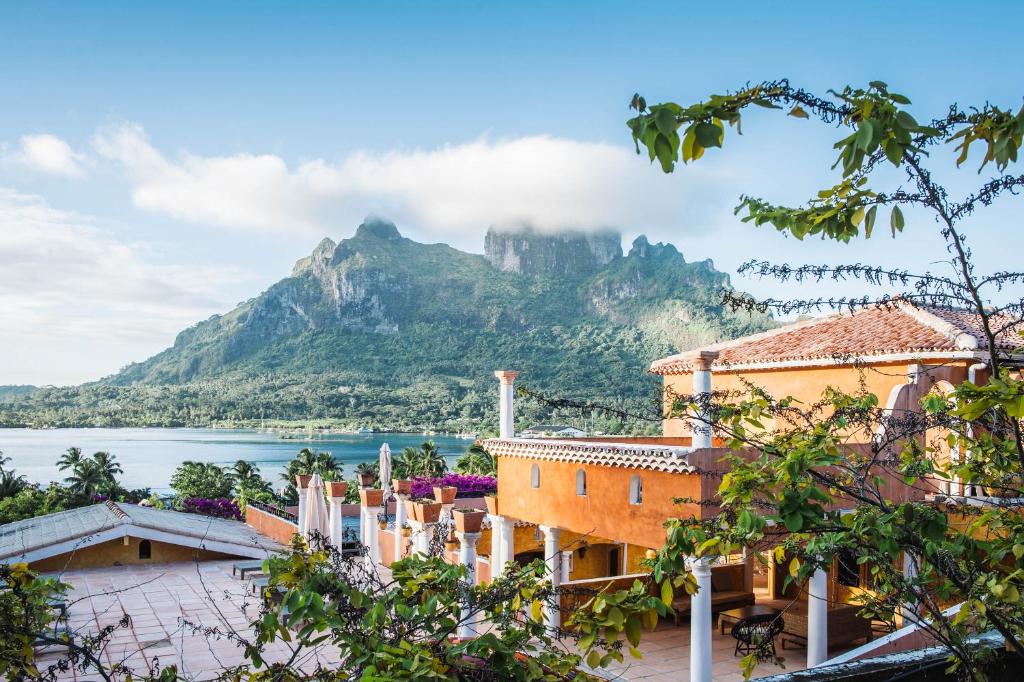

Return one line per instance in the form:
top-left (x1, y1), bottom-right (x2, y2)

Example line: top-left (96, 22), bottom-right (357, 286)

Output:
top-left (0, 428), bottom-right (471, 494)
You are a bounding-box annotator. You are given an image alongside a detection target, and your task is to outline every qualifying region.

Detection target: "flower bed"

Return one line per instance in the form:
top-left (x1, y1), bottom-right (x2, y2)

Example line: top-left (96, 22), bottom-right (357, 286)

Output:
top-left (410, 473), bottom-right (496, 499)
top-left (180, 497), bottom-right (243, 521)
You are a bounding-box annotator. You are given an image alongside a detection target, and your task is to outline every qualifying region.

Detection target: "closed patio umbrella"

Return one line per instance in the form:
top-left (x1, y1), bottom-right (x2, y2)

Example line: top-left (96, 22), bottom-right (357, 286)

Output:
top-left (304, 473), bottom-right (330, 543)
top-left (379, 443), bottom-right (392, 492)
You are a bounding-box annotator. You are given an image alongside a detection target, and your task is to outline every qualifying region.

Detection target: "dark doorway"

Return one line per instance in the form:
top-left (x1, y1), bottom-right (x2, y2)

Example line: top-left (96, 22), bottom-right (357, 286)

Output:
top-left (138, 539), bottom-right (152, 560)
top-left (609, 547), bottom-right (621, 576)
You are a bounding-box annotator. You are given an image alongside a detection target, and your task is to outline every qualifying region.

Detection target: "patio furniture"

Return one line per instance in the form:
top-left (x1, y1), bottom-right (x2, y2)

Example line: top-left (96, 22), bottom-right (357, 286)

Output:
top-left (232, 559), bottom-right (265, 578)
top-left (671, 564), bottom-right (754, 624)
top-left (718, 604), bottom-right (783, 635)
top-left (775, 601), bottom-right (873, 651)
top-left (250, 575), bottom-right (271, 594)
top-left (731, 612), bottom-right (784, 659)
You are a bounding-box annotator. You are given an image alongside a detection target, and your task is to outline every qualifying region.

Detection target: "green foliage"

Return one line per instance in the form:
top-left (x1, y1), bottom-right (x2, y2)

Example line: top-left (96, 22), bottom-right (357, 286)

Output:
top-left (396, 441), bottom-right (447, 479)
top-left (0, 563), bottom-right (70, 679)
top-left (61, 450), bottom-right (122, 497)
top-left (280, 448), bottom-right (342, 502)
top-left (169, 460), bottom-right (234, 501)
top-left (454, 443), bottom-right (497, 476)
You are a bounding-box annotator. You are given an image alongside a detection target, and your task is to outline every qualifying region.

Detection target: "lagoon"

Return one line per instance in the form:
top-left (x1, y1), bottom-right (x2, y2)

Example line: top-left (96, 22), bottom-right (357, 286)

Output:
top-left (0, 428), bottom-right (471, 494)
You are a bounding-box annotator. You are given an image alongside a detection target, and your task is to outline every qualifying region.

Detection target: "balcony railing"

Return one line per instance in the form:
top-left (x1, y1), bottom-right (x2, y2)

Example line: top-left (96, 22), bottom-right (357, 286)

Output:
top-left (247, 500), bottom-right (298, 524)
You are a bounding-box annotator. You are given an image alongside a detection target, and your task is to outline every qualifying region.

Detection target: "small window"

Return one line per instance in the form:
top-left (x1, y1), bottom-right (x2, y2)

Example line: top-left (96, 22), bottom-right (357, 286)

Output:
top-left (629, 475), bottom-right (643, 505)
top-left (530, 464), bottom-right (540, 488)
top-left (576, 469), bottom-right (587, 496)
top-left (138, 539), bottom-right (152, 560)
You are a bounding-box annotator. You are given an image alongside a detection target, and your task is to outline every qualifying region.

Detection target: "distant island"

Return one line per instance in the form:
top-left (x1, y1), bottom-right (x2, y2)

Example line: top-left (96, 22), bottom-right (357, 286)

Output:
top-left (0, 218), bottom-right (771, 431)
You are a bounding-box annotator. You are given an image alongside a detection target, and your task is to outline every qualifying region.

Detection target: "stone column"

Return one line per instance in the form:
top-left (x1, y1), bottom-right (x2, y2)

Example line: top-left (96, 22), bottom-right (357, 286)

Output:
top-left (488, 514), bottom-right (504, 577)
top-left (689, 351), bottom-right (719, 449)
top-left (394, 494), bottom-right (409, 561)
top-left (408, 520), bottom-right (436, 557)
top-left (359, 489), bottom-right (384, 566)
top-left (540, 525), bottom-right (561, 630)
top-left (560, 550), bottom-right (573, 583)
top-left (742, 547), bottom-right (755, 593)
top-left (295, 475), bottom-right (312, 537)
top-left (689, 557), bottom-right (713, 682)
top-left (326, 481), bottom-right (348, 548)
top-left (494, 370), bottom-right (518, 439)
top-left (499, 517), bottom-right (516, 574)
top-left (456, 531), bottom-right (481, 640)
top-left (901, 551), bottom-right (918, 626)
top-left (807, 564), bottom-right (829, 667)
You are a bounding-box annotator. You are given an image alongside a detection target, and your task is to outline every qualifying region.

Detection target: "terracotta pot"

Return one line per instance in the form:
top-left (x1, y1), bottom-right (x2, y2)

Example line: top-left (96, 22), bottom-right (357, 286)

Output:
top-left (445, 541), bottom-right (459, 553)
top-left (484, 494), bottom-right (498, 515)
top-left (414, 499), bottom-right (442, 523)
top-left (392, 478), bottom-right (412, 496)
top-left (433, 486), bottom-right (457, 505)
top-left (404, 498), bottom-right (417, 520)
top-left (326, 480), bottom-right (348, 499)
top-left (401, 526), bottom-right (412, 537)
top-left (359, 488), bottom-right (384, 507)
top-left (358, 472), bottom-right (376, 488)
top-left (453, 508), bottom-right (486, 534)
top-left (295, 474), bottom-right (313, 489)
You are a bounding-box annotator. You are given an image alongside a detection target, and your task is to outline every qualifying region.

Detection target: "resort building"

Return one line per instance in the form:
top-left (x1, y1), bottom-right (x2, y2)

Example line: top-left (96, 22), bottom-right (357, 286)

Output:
top-left (519, 424), bottom-right (588, 439)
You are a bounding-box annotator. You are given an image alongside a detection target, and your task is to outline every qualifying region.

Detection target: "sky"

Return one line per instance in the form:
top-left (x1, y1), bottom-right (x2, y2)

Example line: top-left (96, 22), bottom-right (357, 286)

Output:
top-left (1, 1), bottom-right (1021, 385)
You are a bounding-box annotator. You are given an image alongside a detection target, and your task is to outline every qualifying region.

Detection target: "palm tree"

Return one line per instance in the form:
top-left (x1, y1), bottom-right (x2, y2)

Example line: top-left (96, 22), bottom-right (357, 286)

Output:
top-left (56, 447), bottom-right (83, 472)
top-left (454, 443), bottom-right (496, 476)
top-left (65, 460), bottom-right (105, 496)
top-left (91, 451), bottom-right (123, 481)
top-left (398, 447), bottom-right (422, 478)
top-left (0, 468), bottom-right (26, 497)
top-left (280, 449), bottom-right (342, 502)
top-left (419, 441), bottom-right (447, 477)
top-left (227, 460), bottom-right (271, 496)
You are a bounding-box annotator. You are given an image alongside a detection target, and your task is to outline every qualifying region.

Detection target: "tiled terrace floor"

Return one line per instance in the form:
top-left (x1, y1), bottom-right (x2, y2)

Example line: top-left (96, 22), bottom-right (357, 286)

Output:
top-left (36, 560), bottom-right (846, 681)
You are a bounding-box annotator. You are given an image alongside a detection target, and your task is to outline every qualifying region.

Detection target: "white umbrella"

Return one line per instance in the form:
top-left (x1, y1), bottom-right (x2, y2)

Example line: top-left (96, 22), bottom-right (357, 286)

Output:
top-left (379, 443), bottom-right (392, 491)
top-left (303, 473), bottom-right (330, 543)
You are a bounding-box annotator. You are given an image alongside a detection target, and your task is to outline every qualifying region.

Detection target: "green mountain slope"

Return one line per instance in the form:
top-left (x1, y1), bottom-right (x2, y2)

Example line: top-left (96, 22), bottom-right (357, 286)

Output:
top-left (0, 219), bottom-right (771, 430)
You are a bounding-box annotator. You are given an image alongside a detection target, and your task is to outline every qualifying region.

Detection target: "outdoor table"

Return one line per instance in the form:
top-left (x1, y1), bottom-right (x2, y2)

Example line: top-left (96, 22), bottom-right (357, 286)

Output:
top-left (718, 604), bottom-right (783, 635)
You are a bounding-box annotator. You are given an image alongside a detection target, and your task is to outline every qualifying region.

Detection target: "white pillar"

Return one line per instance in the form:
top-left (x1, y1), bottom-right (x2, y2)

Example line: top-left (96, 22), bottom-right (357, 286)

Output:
top-left (807, 564), bottom-right (829, 666)
top-left (457, 531), bottom-right (481, 639)
top-left (560, 550), bottom-right (573, 583)
top-left (488, 514), bottom-right (504, 577)
top-left (499, 517), bottom-right (515, 574)
top-left (540, 525), bottom-right (561, 630)
top-left (394, 495), bottom-right (409, 561)
top-left (689, 351), bottom-right (719, 449)
top-left (295, 475), bottom-right (311, 536)
top-left (367, 506), bottom-right (382, 566)
top-left (494, 370), bottom-right (518, 438)
top-left (689, 557), bottom-right (713, 682)
top-left (329, 498), bottom-right (344, 547)
top-left (901, 551), bottom-right (918, 625)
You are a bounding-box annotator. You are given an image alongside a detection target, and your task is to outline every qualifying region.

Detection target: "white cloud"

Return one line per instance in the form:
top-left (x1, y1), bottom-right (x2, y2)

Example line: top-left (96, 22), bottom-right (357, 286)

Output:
top-left (12, 133), bottom-right (86, 178)
top-left (0, 188), bottom-right (248, 384)
top-left (91, 122), bottom-right (726, 245)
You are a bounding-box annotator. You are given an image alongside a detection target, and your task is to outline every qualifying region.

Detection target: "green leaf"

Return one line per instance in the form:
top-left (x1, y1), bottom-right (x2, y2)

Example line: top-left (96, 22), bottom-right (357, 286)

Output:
top-left (865, 204), bottom-right (877, 238)
top-left (788, 106), bottom-right (809, 119)
top-left (660, 579), bottom-right (674, 607)
top-left (884, 139), bottom-right (903, 166)
top-left (856, 121), bottom-right (873, 152)
top-left (890, 206), bottom-right (905, 236)
top-left (654, 108), bottom-right (677, 137)
top-left (896, 111), bottom-right (919, 131)
top-left (694, 121), bottom-right (721, 149)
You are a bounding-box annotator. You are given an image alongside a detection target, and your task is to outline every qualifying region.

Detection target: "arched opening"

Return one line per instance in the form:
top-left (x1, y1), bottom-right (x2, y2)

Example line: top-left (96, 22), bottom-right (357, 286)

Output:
top-left (138, 539), bottom-right (152, 560)
top-left (629, 475), bottom-right (643, 504)
top-left (923, 380), bottom-right (958, 496)
top-left (530, 464), bottom-right (540, 489)
top-left (575, 469), bottom-right (587, 496)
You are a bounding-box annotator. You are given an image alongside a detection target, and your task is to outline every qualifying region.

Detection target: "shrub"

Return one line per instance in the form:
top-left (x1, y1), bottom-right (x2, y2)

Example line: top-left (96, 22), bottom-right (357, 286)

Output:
top-left (180, 497), bottom-right (243, 521)
top-left (410, 473), bottom-right (496, 499)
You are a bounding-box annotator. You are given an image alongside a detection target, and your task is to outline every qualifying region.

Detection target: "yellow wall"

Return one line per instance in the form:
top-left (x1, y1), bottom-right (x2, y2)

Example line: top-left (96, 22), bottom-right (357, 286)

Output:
top-left (30, 536), bottom-right (239, 572)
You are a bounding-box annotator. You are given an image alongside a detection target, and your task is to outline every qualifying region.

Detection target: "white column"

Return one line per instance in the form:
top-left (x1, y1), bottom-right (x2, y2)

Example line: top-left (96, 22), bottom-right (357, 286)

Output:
top-left (540, 525), bottom-right (561, 630)
top-left (742, 547), bottom-right (755, 593)
top-left (488, 514), bottom-right (504, 577)
top-left (807, 564), bottom-right (829, 666)
top-left (329, 498), bottom-right (344, 547)
top-left (560, 551), bottom-right (573, 583)
top-left (494, 370), bottom-right (518, 439)
top-left (394, 495), bottom-right (409, 561)
top-left (689, 557), bottom-right (713, 682)
top-left (457, 531), bottom-right (481, 639)
top-left (296, 488), bottom-right (308, 537)
top-left (689, 351), bottom-right (718, 449)
top-left (901, 551), bottom-right (918, 625)
top-left (367, 506), bottom-right (382, 566)
top-left (408, 520), bottom-right (426, 556)
top-left (499, 517), bottom-right (515, 574)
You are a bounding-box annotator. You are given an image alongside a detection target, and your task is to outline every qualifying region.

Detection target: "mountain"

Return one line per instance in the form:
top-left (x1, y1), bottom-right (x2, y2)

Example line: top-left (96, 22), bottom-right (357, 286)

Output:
top-left (0, 218), bottom-right (772, 430)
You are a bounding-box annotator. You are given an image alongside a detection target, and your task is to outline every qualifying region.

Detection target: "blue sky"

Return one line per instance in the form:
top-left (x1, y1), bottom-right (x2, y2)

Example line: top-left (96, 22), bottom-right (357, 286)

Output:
top-left (1, 1), bottom-right (1022, 384)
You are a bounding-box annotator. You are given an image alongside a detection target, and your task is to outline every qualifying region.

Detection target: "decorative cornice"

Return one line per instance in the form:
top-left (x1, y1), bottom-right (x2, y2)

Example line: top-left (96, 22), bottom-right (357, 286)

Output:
top-left (483, 438), bottom-right (694, 474)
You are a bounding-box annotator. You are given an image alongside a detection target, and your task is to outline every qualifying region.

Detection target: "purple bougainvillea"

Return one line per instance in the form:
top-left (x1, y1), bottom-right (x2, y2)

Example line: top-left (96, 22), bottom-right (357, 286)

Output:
top-left (180, 497), bottom-right (243, 521)
top-left (410, 473), bottom-right (497, 499)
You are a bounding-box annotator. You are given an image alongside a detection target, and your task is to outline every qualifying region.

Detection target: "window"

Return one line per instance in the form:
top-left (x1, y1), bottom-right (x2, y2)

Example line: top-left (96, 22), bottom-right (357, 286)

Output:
top-left (576, 469), bottom-right (587, 496)
top-left (629, 475), bottom-right (643, 505)
top-left (138, 539), bottom-right (152, 560)
top-left (836, 548), bottom-right (860, 587)
top-left (530, 464), bottom-right (540, 488)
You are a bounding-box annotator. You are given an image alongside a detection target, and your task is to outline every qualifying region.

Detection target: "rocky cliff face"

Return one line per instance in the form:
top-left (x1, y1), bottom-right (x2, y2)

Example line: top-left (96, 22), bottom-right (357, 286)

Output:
top-left (484, 226), bottom-right (622, 276)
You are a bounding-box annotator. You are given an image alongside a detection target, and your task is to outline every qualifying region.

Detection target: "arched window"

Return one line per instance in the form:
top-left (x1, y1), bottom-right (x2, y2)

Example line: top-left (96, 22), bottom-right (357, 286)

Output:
top-left (530, 464), bottom-right (540, 488)
top-left (576, 469), bottom-right (587, 496)
top-left (629, 475), bottom-right (643, 505)
top-left (138, 539), bottom-right (152, 560)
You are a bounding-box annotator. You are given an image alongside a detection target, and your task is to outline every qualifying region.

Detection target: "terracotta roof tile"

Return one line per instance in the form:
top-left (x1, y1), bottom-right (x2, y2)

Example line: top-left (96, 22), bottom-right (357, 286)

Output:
top-left (484, 438), bottom-right (694, 474)
top-left (650, 305), bottom-right (1024, 374)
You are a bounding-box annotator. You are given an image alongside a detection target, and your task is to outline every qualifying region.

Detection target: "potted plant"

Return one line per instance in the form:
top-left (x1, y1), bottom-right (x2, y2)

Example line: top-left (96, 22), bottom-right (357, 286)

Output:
top-left (484, 493), bottom-right (498, 515)
top-left (392, 478), bottom-right (413, 496)
top-left (355, 462), bottom-right (377, 488)
top-left (433, 485), bottom-right (457, 505)
top-left (326, 480), bottom-right (348, 499)
top-left (453, 508), bottom-right (486, 533)
top-left (412, 498), bottom-right (442, 523)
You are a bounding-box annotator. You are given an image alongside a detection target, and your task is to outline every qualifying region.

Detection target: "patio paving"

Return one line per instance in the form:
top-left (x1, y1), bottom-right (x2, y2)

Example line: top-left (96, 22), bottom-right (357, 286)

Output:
top-left (34, 560), bottom-right (848, 681)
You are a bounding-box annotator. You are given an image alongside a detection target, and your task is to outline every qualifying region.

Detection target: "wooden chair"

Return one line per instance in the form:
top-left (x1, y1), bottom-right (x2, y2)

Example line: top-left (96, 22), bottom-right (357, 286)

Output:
top-left (731, 613), bottom-right (784, 659)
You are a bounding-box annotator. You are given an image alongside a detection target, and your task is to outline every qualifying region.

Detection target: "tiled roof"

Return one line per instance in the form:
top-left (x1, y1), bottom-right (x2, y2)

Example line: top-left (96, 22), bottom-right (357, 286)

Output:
top-left (650, 305), bottom-right (1024, 374)
top-left (0, 501), bottom-right (283, 561)
top-left (484, 438), bottom-right (694, 474)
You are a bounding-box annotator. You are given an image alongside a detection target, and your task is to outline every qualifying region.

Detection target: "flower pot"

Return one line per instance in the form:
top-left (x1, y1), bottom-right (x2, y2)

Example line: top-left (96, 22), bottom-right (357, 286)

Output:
top-left (453, 508), bottom-right (486, 534)
top-left (326, 481), bottom-right (348, 499)
top-left (359, 488), bottom-right (384, 507)
top-left (484, 494), bottom-right (498, 515)
top-left (401, 526), bottom-right (412, 538)
top-left (404, 498), bottom-right (417, 520)
top-left (295, 474), bottom-right (313, 489)
top-left (378, 520), bottom-right (388, 530)
top-left (413, 499), bottom-right (442, 523)
top-left (433, 486), bottom-right (457, 505)
top-left (392, 478), bottom-right (412, 496)
top-left (358, 472), bottom-right (376, 488)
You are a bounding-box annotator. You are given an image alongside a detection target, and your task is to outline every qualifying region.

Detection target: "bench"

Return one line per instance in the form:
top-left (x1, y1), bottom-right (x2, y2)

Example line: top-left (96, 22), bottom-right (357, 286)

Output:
top-left (670, 564), bottom-right (755, 624)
